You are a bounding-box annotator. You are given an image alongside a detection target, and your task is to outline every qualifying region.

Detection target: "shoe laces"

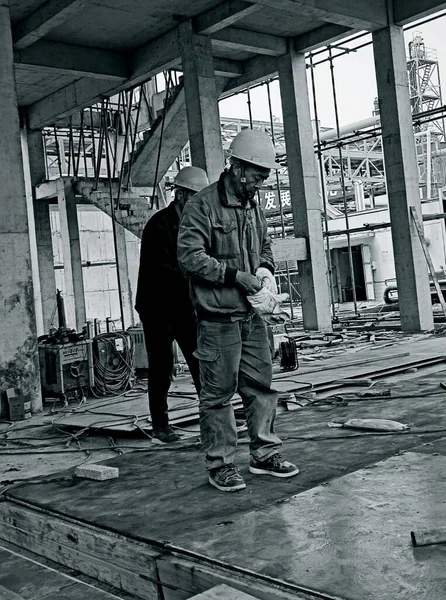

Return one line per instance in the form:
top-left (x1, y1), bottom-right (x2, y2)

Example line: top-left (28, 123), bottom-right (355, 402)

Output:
top-left (270, 453), bottom-right (283, 467)
top-left (219, 464), bottom-right (240, 478)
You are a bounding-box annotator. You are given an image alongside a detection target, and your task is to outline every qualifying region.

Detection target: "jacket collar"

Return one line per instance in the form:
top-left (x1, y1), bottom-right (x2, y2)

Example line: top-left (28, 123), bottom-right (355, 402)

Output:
top-left (217, 172), bottom-right (258, 209)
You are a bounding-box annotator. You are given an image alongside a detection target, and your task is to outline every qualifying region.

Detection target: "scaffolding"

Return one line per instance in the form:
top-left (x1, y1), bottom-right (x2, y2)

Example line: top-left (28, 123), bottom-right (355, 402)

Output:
top-left (41, 12), bottom-right (446, 328)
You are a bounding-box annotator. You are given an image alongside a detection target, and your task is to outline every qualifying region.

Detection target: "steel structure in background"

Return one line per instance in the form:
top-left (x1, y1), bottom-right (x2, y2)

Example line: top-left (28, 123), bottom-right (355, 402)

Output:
top-left (40, 16), bottom-right (446, 328)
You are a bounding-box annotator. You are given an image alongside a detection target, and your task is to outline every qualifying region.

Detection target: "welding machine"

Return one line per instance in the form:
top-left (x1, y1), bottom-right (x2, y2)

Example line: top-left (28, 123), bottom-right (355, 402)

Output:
top-left (38, 290), bottom-right (94, 397)
top-left (126, 326), bottom-right (148, 369)
top-left (39, 340), bottom-right (94, 397)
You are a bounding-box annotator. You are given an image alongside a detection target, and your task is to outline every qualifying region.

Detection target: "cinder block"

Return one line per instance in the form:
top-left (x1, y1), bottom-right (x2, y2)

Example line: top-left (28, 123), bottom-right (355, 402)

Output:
top-left (74, 464), bottom-right (119, 481)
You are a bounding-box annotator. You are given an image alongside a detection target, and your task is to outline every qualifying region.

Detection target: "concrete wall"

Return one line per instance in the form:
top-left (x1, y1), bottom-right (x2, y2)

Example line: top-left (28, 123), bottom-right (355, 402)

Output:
top-left (50, 205), bottom-right (141, 330)
top-left (328, 200), bottom-right (446, 302)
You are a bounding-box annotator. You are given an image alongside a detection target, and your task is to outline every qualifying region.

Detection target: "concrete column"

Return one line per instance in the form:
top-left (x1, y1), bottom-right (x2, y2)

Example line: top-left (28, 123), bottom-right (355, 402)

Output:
top-left (373, 26), bottom-right (433, 331)
top-left (0, 4), bottom-right (41, 414)
top-left (29, 129), bottom-right (58, 332)
top-left (57, 181), bottom-right (86, 331)
top-left (114, 222), bottom-right (135, 330)
top-left (21, 129), bottom-right (44, 336)
top-left (35, 201), bottom-right (58, 332)
top-left (278, 49), bottom-right (332, 331)
top-left (179, 20), bottom-right (224, 182)
top-left (22, 129), bottom-right (58, 335)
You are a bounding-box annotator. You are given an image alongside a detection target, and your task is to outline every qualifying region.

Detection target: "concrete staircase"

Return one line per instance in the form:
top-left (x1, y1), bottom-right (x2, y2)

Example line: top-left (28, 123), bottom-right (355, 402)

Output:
top-left (129, 81), bottom-right (188, 188)
top-left (74, 178), bottom-right (164, 239)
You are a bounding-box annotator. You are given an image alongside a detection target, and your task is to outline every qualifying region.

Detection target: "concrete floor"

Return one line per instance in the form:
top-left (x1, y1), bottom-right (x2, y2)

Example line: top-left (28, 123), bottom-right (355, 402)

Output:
top-left (2, 335), bottom-right (446, 599)
top-left (177, 451), bottom-right (446, 600)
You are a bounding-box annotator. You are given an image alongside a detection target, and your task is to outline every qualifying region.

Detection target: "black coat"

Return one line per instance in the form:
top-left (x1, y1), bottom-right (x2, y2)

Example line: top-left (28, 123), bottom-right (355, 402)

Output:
top-left (135, 202), bottom-right (193, 319)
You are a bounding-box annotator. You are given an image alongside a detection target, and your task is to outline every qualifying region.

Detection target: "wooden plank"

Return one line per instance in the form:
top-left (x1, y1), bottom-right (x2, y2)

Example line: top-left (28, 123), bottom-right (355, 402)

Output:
top-left (0, 585), bottom-right (25, 600)
top-left (189, 584), bottom-right (260, 598)
top-left (0, 501), bottom-right (308, 600)
top-left (0, 550), bottom-right (74, 598)
top-left (0, 522), bottom-right (158, 600)
top-left (37, 582), bottom-right (123, 600)
top-left (0, 503), bottom-right (160, 599)
top-left (0, 545), bottom-right (125, 599)
top-left (410, 206), bottom-right (446, 318)
top-left (156, 556), bottom-right (307, 600)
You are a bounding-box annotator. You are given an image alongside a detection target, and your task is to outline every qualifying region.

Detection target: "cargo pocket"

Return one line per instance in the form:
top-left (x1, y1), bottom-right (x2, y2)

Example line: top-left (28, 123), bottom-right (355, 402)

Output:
top-left (193, 348), bottom-right (219, 361)
top-left (210, 218), bottom-right (238, 259)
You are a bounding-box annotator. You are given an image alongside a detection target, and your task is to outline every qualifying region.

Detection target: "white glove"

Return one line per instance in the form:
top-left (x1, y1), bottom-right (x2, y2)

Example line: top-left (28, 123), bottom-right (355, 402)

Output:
top-left (255, 267), bottom-right (277, 294)
top-left (247, 287), bottom-right (289, 325)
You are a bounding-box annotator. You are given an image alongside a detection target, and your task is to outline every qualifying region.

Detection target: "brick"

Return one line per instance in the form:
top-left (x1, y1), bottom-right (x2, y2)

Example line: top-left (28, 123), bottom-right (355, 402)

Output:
top-left (74, 464), bottom-right (119, 481)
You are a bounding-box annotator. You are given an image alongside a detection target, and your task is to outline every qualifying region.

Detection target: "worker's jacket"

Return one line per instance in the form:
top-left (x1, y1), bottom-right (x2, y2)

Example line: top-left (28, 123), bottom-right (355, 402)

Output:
top-left (178, 173), bottom-right (275, 319)
top-left (135, 201), bottom-right (193, 319)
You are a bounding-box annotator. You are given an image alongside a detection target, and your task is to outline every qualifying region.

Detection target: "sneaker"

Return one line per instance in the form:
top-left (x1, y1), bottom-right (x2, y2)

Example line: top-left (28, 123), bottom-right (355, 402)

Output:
top-left (152, 426), bottom-right (181, 444)
top-left (249, 453), bottom-right (300, 478)
top-left (209, 464), bottom-right (246, 492)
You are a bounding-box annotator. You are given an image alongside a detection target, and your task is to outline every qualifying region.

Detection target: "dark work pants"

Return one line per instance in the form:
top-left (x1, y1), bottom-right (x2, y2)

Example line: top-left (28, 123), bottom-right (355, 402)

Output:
top-left (195, 314), bottom-right (282, 470)
top-left (141, 311), bottom-right (201, 429)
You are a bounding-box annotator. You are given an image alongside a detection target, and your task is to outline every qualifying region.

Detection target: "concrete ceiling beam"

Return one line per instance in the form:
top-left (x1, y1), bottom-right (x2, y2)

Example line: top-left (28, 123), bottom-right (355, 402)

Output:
top-left (15, 40), bottom-right (128, 81)
top-left (131, 28), bottom-right (181, 86)
top-left (213, 57), bottom-right (244, 77)
top-left (12, 0), bottom-right (88, 50)
top-left (250, 0), bottom-right (388, 29)
top-left (28, 79), bottom-right (124, 129)
top-left (196, 0), bottom-right (261, 35)
top-left (211, 27), bottom-right (287, 56)
top-left (394, 0), bottom-right (446, 25)
top-left (25, 5), bottom-right (365, 129)
top-left (221, 54), bottom-right (279, 96)
top-left (294, 24), bottom-right (353, 52)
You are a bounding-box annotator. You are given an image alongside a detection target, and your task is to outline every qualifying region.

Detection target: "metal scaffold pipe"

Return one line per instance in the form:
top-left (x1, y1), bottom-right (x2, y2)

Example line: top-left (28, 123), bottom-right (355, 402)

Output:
top-left (266, 80), bottom-right (294, 319)
top-left (309, 53), bottom-right (337, 319)
top-left (328, 45), bottom-right (358, 315)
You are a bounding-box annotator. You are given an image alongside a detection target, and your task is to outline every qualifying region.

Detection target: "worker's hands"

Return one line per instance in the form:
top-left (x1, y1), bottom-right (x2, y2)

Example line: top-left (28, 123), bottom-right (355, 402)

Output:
top-left (236, 271), bottom-right (262, 295)
top-left (256, 267), bottom-right (278, 294)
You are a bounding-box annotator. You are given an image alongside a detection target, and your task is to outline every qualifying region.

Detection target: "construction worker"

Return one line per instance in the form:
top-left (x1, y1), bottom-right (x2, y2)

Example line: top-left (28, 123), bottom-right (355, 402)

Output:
top-left (136, 166), bottom-right (209, 443)
top-left (178, 129), bottom-right (299, 491)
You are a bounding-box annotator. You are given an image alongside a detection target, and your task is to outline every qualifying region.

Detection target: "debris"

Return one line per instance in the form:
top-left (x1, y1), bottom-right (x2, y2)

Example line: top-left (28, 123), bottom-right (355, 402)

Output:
top-left (410, 527), bottom-right (446, 547)
top-left (356, 389), bottom-right (391, 398)
top-left (328, 418), bottom-right (409, 431)
top-left (74, 464), bottom-right (119, 481)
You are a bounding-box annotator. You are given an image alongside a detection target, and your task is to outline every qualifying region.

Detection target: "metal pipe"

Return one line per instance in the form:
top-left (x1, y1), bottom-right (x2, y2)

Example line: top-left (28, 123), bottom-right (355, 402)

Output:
top-left (103, 99), bottom-right (125, 331)
top-left (112, 92), bottom-right (122, 179)
top-left (117, 89), bottom-right (134, 210)
top-left (266, 80), bottom-right (294, 318)
top-left (126, 85), bottom-right (144, 188)
top-left (151, 71), bottom-right (172, 210)
top-left (329, 46), bottom-right (358, 313)
top-left (53, 125), bottom-right (63, 178)
top-left (309, 53), bottom-right (337, 318)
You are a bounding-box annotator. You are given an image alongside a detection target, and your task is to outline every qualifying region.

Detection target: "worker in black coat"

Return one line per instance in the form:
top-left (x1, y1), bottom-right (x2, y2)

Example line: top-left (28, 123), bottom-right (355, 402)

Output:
top-left (135, 167), bottom-right (209, 443)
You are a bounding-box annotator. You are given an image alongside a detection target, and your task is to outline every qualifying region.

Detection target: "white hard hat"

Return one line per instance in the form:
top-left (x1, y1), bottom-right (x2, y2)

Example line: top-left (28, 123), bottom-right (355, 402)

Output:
top-left (227, 129), bottom-right (281, 170)
top-left (174, 166), bottom-right (209, 192)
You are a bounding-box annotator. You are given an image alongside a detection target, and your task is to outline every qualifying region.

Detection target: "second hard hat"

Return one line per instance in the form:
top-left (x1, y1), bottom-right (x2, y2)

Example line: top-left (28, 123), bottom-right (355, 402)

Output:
top-left (174, 166), bottom-right (209, 193)
top-left (227, 129), bottom-right (281, 170)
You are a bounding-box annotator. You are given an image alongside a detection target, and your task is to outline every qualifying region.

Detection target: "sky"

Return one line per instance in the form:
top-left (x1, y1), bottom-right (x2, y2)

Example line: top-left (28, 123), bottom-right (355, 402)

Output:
top-left (218, 14), bottom-right (446, 130)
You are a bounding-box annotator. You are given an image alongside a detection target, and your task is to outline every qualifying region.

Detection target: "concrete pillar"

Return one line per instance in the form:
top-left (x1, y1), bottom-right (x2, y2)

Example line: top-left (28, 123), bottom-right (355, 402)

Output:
top-left (22, 129), bottom-right (58, 335)
top-left (179, 20), bottom-right (224, 182)
top-left (0, 4), bottom-right (41, 414)
top-left (21, 129), bottom-right (44, 336)
top-left (57, 181), bottom-right (86, 331)
top-left (373, 26), bottom-right (433, 331)
top-left (115, 222), bottom-right (135, 330)
top-left (34, 201), bottom-right (58, 332)
top-left (278, 49), bottom-right (332, 331)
